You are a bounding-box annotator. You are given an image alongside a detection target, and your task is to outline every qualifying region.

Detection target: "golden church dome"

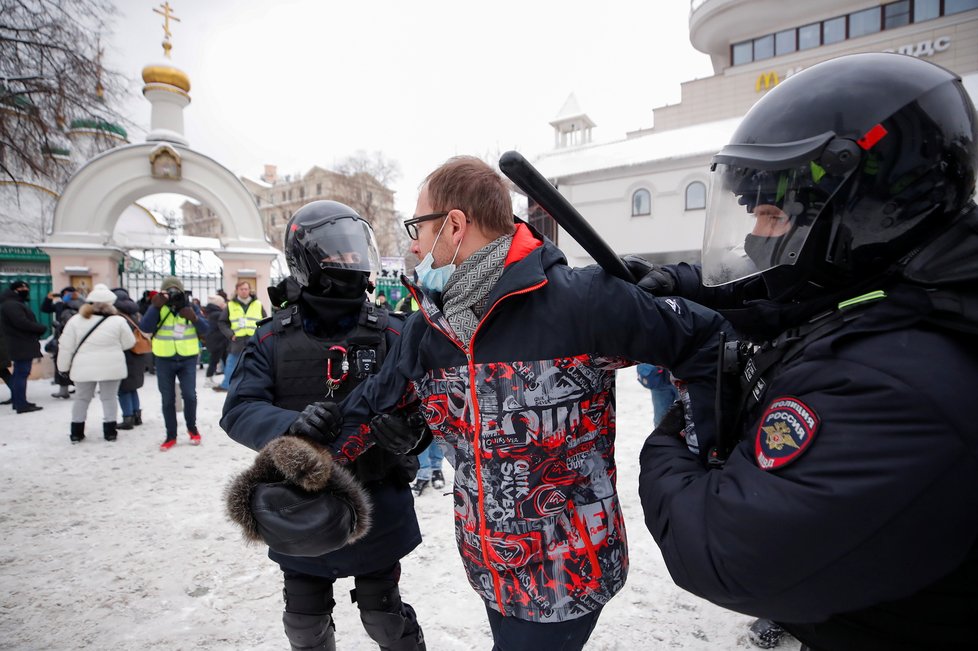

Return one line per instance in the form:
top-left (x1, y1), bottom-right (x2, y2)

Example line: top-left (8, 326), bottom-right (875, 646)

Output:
top-left (141, 64), bottom-right (191, 93)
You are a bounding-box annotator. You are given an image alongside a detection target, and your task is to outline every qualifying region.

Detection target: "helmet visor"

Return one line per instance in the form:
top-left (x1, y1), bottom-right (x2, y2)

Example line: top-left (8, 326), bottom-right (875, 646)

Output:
top-left (289, 215), bottom-right (381, 274)
top-left (701, 160), bottom-right (848, 286)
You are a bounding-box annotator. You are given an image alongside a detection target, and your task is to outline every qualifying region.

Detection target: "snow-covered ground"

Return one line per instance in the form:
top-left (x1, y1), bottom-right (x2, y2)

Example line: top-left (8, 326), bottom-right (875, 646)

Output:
top-left (0, 368), bottom-right (785, 650)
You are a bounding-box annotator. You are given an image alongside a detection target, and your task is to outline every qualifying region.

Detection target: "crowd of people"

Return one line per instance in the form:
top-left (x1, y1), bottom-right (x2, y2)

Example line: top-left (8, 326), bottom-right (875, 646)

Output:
top-left (0, 274), bottom-right (267, 452)
top-left (2, 53), bottom-right (977, 651)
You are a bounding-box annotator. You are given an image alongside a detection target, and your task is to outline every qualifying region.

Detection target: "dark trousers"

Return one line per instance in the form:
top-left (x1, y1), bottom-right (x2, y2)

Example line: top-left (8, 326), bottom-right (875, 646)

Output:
top-left (154, 355), bottom-right (197, 438)
top-left (11, 359), bottom-right (32, 410)
top-left (485, 604), bottom-right (602, 651)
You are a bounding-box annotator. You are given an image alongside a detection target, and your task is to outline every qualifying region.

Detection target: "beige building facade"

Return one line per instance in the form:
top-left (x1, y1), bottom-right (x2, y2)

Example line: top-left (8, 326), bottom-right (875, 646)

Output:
top-left (534, 0), bottom-right (978, 267)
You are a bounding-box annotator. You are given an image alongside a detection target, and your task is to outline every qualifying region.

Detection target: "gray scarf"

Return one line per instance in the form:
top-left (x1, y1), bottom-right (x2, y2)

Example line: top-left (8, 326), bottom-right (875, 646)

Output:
top-left (442, 232), bottom-right (514, 345)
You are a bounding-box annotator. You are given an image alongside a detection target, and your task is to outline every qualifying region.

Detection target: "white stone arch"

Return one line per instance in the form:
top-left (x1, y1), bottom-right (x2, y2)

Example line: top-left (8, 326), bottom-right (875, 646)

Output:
top-left (49, 142), bottom-right (266, 249)
top-left (44, 142), bottom-right (279, 298)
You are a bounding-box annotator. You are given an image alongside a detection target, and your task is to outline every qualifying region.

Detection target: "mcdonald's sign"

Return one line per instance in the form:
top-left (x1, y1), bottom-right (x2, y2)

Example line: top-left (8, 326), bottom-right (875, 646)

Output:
top-left (755, 71), bottom-right (780, 92)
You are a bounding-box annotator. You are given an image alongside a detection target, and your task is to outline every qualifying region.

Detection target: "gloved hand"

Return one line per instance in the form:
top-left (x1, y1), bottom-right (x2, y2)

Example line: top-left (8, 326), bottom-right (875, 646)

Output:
top-left (178, 306), bottom-right (197, 321)
top-left (652, 400), bottom-right (685, 440)
top-left (622, 254), bottom-right (676, 295)
top-left (150, 292), bottom-right (166, 309)
top-left (288, 401), bottom-right (342, 445)
top-left (370, 411), bottom-right (428, 455)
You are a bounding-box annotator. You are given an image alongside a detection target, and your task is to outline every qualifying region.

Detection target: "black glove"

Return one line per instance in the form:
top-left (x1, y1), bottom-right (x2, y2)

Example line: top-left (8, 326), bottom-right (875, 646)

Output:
top-left (288, 401), bottom-right (342, 445)
top-left (178, 306), bottom-right (197, 322)
top-left (652, 401), bottom-right (685, 439)
top-left (622, 254), bottom-right (676, 295)
top-left (370, 411), bottom-right (428, 455)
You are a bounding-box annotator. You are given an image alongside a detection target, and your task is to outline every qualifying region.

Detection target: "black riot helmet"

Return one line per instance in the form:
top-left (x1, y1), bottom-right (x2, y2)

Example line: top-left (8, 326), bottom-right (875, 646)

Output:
top-left (284, 200), bottom-right (381, 297)
top-left (702, 53), bottom-right (978, 293)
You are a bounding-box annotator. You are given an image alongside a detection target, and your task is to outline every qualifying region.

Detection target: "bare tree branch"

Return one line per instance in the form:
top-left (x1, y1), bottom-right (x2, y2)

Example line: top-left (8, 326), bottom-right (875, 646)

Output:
top-left (1, 0), bottom-right (127, 182)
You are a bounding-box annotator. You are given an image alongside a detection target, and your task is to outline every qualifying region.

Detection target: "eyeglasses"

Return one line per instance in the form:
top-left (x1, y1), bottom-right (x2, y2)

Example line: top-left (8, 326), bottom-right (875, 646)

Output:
top-left (403, 212), bottom-right (449, 241)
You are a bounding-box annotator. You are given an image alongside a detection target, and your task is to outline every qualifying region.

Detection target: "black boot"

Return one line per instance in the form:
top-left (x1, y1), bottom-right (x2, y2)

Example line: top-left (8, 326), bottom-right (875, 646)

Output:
top-left (748, 618), bottom-right (785, 649)
top-left (103, 421), bottom-right (118, 442)
top-left (117, 415), bottom-right (135, 430)
top-left (133, 409), bottom-right (143, 426)
top-left (70, 422), bottom-right (85, 444)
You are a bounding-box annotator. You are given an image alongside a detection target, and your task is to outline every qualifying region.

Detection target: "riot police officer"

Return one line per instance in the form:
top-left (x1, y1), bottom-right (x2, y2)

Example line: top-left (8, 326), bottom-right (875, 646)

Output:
top-left (221, 200), bottom-right (426, 650)
top-left (632, 53), bottom-right (978, 650)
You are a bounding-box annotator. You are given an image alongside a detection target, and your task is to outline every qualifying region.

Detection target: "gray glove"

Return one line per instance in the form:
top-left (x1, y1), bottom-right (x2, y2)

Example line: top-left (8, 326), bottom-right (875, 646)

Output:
top-left (622, 255), bottom-right (677, 295)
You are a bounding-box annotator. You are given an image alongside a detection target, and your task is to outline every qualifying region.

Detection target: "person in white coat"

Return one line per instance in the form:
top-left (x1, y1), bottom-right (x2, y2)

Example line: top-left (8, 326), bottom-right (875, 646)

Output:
top-left (57, 284), bottom-right (136, 443)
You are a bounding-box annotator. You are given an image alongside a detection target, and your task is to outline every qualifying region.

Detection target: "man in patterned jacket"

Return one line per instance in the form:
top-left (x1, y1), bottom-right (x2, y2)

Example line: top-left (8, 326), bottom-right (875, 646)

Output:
top-left (327, 156), bottom-right (730, 650)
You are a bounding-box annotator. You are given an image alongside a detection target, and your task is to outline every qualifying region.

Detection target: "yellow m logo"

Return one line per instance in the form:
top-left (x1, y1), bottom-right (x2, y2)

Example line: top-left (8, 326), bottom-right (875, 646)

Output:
top-left (755, 71), bottom-right (780, 92)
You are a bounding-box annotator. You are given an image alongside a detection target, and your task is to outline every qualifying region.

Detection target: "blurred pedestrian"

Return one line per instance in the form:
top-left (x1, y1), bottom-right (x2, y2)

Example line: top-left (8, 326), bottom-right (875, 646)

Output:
top-left (112, 287), bottom-right (149, 430)
top-left (42, 286), bottom-right (83, 399)
top-left (0, 280), bottom-right (46, 414)
top-left (139, 276), bottom-right (209, 451)
top-left (635, 363), bottom-right (679, 427)
top-left (0, 310), bottom-right (12, 404)
top-left (411, 438), bottom-right (446, 497)
top-left (216, 280), bottom-right (265, 392)
top-left (203, 294), bottom-right (227, 389)
top-left (57, 284), bottom-right (135, 443)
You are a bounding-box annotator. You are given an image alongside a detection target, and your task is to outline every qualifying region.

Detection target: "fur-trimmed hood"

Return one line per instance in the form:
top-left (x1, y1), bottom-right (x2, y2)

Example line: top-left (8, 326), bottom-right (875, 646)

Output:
top-left (224, 436), bottom-right (373, 557)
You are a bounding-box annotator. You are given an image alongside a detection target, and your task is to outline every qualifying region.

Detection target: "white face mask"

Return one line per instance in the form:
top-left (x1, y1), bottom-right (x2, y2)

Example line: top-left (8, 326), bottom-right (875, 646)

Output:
top-left (414, 216), bottom-right (462, 293)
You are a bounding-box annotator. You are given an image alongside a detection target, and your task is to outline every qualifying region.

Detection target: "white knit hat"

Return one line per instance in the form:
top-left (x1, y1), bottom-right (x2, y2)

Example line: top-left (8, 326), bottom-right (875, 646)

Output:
top-left (86, 283), bottom-right (117, 304)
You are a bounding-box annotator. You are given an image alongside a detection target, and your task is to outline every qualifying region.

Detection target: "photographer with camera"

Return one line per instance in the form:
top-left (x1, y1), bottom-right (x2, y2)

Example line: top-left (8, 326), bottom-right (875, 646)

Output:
top-left (139, 275), bottom-right (209, 451)
top-left (221, 201), bottom-right (427, 650)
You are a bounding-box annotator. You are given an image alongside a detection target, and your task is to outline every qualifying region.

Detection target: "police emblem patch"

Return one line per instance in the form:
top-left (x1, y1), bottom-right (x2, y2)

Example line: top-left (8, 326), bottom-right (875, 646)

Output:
top-left (754, 396), bottom-right (820, 470)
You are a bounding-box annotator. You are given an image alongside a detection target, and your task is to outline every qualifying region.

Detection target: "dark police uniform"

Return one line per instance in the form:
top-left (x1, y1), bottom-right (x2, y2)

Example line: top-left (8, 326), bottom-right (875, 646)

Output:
top-left (638, 256), bottom-right (978, 650)
top-left (221, 299), bottom-right (423, 648)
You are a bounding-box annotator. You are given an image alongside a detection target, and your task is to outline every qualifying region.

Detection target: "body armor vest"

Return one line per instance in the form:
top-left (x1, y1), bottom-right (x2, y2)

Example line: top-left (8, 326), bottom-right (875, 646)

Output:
top-left (271, 302), bottom-right (412, 485)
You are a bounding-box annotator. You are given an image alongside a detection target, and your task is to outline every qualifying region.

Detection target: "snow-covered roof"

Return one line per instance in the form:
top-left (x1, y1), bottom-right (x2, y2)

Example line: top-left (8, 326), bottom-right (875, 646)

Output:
top-left (534, 116), bottom-right (742, 179)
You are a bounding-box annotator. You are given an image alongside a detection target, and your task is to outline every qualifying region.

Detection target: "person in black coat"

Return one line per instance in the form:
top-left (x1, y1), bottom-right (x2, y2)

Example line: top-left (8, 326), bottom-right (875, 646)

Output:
top-left (43, 286), bottom-right (84, 399)
top-left (202, 295), bottom-right (228, 388)
top-left (630, 54), bottom-right (978, 650)
top-left (112, 288), bottom-right (148, 430)
top-left (0, 280), bottom-right (46, 413)
top-left (221, 201), bottom-right (427, 651)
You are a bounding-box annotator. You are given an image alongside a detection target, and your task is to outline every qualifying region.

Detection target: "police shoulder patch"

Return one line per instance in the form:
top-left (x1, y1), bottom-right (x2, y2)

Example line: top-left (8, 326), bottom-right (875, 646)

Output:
top-left (754, 395), bottom-right (820, 471)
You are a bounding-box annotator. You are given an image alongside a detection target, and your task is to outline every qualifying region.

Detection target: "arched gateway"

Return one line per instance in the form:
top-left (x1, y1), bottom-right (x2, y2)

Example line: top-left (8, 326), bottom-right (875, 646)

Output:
top-left (41, 41), bottom-right (278, 299)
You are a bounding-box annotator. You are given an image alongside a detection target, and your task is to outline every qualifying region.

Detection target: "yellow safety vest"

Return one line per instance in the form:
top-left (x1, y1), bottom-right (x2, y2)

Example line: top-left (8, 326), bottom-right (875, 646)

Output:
top-left (151, 306), bottom-right (200, 357)
top-left (228, 299), bottom-right (263, 338)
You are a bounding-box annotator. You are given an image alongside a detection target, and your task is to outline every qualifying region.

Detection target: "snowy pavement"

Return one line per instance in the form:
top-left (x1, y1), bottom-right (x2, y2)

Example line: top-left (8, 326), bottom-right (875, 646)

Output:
top-left (0, 368), bottom-right (779, 650)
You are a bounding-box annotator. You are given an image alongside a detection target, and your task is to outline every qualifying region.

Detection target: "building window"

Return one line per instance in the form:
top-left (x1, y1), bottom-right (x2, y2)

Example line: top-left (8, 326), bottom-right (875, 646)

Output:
top-left (798, 23), bottom-right (820, 50)
top-left (775, 29), bottom-right (796, 55)
top-left (528, 199), bottom-right (557, 243)
top-left (732, 41), bottom-right (752, 65)
top-left (281, 191), bottom-right (286, 202)
top-left (884, 0), bottom-right (911, 28)
top-left (946, 0), bottom-right (978, 15)
top-left (271, 215), bottom-right (277, 226)
top-left (299, 186), bottom-right (305, 199)
top-left (849, 7), bottom-right (881, 38)
top-left (914, 0), bottom-right (941, 20)
top-left (823, 16), bottom-right (846, 44)
top-left (631, 189), bottom-right (652, 217)
top-left (753, 34), bottom-right (774, 60)
top-left (316, 183), bottom-right (322, 195)
top-left (685, 182), bottom-right (707, 211)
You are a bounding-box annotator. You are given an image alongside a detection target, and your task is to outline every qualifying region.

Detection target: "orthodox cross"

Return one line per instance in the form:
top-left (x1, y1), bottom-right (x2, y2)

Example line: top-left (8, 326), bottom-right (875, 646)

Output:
top-left (153, 2), bottom-right (181, 58)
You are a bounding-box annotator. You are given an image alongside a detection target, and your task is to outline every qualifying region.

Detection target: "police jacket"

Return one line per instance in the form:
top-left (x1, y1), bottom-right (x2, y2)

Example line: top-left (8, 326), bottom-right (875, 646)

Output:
top-left (220, 297), bottom-right (421, 578)
top-left (639, 209), bottom-right (978, 649)
top-left (331, 222), bottom-right (730, 623)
